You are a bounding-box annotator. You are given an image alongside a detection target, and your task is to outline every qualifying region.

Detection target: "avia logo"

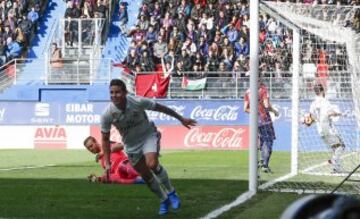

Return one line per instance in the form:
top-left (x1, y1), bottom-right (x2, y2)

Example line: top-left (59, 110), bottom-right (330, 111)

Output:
top-left (35, 103), bottom-right (50, 117)
top-left (34, 126), bottom-right (67, 149)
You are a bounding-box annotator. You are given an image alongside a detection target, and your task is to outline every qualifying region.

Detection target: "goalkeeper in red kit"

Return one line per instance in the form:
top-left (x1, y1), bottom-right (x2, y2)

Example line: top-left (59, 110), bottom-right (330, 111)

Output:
top-left (83, 136), bottom-right (144, 184)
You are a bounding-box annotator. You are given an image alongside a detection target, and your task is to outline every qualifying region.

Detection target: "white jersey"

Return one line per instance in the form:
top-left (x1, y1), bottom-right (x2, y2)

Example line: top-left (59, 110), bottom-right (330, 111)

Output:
top-left (309, 95), bottom-right (340, 137)
top-left (101, 95), bottom-right (157, 154)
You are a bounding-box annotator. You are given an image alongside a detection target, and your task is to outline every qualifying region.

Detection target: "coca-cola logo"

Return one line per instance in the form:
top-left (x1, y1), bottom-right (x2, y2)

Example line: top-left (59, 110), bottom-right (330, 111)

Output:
top-left (190, 105), bottom-right (239, 121)
top-left (147, 105), bottom-right (185, 120)
top-left (184, 127), bottom-right (245, 148)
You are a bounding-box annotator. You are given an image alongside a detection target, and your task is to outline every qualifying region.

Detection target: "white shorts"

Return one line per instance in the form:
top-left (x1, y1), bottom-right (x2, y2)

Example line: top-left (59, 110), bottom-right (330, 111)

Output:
top-left (321, 134), bottom-right (343, 148)
top-left (127, 131), bottom-right (161, 166)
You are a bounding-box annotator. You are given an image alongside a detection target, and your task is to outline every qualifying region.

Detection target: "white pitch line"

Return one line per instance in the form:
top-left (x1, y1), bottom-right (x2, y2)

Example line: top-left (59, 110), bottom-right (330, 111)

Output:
top-left (259, 173), bottom-right (296, 190)
top-left (199, 191), bottom-right (256, 219)
top-left (0, 164), bottom-right (56, 171)
top-left (301, 151), bottom-right (359, 174)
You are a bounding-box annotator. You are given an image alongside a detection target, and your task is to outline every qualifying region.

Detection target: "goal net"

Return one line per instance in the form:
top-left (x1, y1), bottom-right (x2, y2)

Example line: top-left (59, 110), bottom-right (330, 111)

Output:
top-left (259, 2), bottom-right (360, 194)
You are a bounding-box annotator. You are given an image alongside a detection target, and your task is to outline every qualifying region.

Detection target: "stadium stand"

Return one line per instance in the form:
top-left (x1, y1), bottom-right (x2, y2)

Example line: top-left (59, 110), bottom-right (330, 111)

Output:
top-left (0, 0), bottom-right (358, 101)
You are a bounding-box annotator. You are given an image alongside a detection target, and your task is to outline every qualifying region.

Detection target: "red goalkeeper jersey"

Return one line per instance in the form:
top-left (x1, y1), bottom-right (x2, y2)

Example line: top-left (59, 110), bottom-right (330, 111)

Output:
top-left (98, 143), bottom-right (140, 184)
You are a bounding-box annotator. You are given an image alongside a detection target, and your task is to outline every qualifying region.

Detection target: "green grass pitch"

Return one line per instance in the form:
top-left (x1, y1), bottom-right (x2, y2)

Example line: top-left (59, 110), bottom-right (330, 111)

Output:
top-left (0, 149), bottom-right (304, 219)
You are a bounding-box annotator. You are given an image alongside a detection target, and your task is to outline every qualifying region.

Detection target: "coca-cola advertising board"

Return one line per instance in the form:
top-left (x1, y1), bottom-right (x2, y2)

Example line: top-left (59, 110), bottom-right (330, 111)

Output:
top-left (90, 125), bottom-right (249, 150)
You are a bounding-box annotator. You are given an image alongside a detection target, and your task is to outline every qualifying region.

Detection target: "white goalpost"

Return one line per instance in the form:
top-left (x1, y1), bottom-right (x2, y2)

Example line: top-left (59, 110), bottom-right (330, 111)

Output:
top-left (259, 2), bottom-right (360, 195)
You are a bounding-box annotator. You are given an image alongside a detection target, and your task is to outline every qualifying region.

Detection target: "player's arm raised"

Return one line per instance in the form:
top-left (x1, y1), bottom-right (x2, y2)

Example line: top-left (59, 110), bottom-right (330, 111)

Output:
top-left (154, 103), bottom-right (197, 129)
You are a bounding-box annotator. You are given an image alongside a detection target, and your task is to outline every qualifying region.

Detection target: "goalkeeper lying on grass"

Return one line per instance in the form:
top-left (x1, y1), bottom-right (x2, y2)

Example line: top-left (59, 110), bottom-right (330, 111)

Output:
top-left (83, 136), bottom-right (144, 184)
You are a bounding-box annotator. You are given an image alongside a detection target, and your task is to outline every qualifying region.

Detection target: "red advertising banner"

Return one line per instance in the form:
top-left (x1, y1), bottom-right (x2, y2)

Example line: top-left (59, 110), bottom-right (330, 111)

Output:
top-left (90, 125), bottom-right (249, 150)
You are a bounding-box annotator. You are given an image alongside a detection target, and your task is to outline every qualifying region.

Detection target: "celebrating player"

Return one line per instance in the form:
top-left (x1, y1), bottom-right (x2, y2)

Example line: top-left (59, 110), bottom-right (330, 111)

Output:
top-left (305, 83), bottom-right (345, 173)
top-left (244, 78), bottom-right (278, 173)
top-left (101, 79), bottom-right (197, 215)
top-left (83, 136), bottom-right (143, 184)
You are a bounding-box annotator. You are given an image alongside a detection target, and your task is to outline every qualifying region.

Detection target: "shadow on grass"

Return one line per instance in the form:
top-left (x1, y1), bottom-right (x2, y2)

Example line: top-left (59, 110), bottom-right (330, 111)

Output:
top-left (0, 178), bottom-right (248, 219)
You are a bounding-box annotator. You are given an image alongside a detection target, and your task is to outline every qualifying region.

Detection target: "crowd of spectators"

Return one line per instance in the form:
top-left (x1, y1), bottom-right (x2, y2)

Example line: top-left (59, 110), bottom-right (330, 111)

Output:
top-left (121, 0), bottom-right (359, 82)
top-left (63, 0), bottom-right (110, 46)
top-left (0, 0), bottom-right (46, 66)
top-left (122, 0), bottom-right (294, 80)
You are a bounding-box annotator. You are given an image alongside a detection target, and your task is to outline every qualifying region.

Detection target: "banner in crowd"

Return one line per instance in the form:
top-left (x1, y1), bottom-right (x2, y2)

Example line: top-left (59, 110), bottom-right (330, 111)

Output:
top-left (181, 76), bottom-right (207, 90)
top-left (135, 73), bottom-right (170, 98)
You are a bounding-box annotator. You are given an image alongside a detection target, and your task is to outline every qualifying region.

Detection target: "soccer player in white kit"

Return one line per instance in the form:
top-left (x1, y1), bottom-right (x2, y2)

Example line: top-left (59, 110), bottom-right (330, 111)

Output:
top-left (308, 84), bottom-right (345, 173)
top-left (101, 79), bottom-right (197, 215)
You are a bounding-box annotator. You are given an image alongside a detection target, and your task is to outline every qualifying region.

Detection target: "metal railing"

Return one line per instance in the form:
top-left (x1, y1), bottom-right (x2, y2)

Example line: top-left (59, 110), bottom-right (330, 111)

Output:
top-left (0, 58), bottom-right (112, 88)
top-left (44, 18), bottom-right (106, 58)
top-left (121, 70), bottom-right (352, 100)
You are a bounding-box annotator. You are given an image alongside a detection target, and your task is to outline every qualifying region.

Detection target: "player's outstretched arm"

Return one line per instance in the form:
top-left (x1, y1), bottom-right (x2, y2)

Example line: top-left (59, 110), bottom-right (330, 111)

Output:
top-left (154, 103), bottom-right (197, 129)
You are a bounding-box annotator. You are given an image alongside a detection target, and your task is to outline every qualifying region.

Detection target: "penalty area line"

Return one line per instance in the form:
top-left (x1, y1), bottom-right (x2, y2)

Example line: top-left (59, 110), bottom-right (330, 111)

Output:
top-left (200, 191), bottom-right (256, 219)
top-left (0, 164), bottom-right (56, 171)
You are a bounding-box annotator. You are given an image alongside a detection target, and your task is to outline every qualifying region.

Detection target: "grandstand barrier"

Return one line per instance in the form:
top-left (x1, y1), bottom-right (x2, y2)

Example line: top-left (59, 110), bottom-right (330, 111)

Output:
top-left (121, 70), bottom-right (350, 100)
top-left (0, 61), bottom-right (351, 101)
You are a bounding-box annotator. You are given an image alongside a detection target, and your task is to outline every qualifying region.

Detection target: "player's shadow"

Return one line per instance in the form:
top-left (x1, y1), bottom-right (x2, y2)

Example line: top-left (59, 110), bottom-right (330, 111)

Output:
top-left (0, 178), bottom-right (247, 219)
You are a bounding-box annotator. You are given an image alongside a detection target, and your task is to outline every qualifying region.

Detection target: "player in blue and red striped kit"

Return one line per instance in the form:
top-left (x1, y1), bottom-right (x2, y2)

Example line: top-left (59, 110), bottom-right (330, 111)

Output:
top-left (244, 80), bottom-right (278, 173)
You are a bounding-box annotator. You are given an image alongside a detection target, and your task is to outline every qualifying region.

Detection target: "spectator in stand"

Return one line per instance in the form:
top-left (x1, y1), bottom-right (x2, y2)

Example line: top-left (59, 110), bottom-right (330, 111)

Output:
top-left (161, 54), bottom-right (175, 78)
top-left (215, 10), bottom-right (229, 29)
top-left (177, 0), bottom-right (191, 18)
top-left (140, 50), bottom-right (155, 72)
top-left (181, 37), bottom-right (197, 55)
top-left (5, 37), bottom-right (22, 61)
top-left (234, 37), bottom-right (249, 57)
top-left (94, 0), bottom-right (107, 18)
top-left (64, 1), bottom-right (74, 18)
top-left (191, 3), bottom-right (203, 25)
top-left (125, 48), bottom-right (140, 70)
top-left (118, 2), bottom-right (128, 34)
top-left (72, 2), bottom-right (82, 18)
top-left (161, 12), bottom-right (174, 33)
top-left (145, 25), bottom-right (158, 45)
top-left (197, 36), bottom-right (209, 57)
top-left (163, 49), bottom-right (175, 65)
top-left (129, 25), bottom-right (145, 44)
top-left (50, 42), bottom-right (63, 80)
top-left (2, 26), bottom-right (14, 43)
top-left (148, 15), bottom-right (159, 32)
top-left (64, 15), bottom-right (78, 46)
top-left (205, 3), bottom-right (217, 19)
top-left (167, 37), bottom-right (178, 54)
top-left (27, 6), bottom-right (39, 24)
top-left (138, 14), bottom-right (149, 32)
top-left (153, 35), bottom-right (168, 64)
top-left (18, 14), bottom-right (33, 39)
top-left (82, 1), bottom-right (94, 18)
top-left (14, 26), bottom-right (26, 47)
top-left (206, 50), bottom-right (220, 74)
top-left (19, 0), bottom-right (29, 15)
top-left (173, 61), bottom-right (184, 77)
top-left (169, 26), bottom-right (185, 44)
top-left (0, 40), bottom-right (7, 66)
top-left (177, 48), bottom-right (192, 71)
